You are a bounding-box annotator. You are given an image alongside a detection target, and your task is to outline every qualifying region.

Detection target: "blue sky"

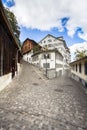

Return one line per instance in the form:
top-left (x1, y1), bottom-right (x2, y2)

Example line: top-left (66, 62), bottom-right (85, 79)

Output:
top-left (2, 0), bottom-right (87, 60)
top-left (20, 26), bottom-right (84, 45)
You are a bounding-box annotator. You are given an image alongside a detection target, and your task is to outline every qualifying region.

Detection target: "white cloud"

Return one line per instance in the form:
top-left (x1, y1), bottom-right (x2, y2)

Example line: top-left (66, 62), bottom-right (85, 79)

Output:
top-left (69, 42), bottom-right (87, 61)
top-left (7, 0), bottom-right (87, 41)
top-left (78, 33), bottom-right (87, 41)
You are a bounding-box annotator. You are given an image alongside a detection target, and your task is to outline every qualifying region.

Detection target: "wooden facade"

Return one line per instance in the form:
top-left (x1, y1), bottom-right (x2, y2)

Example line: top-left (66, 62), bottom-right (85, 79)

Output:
top-left (0, 0), bottom-right (21, 78)
top-left (22, 38), bottom-right (38, 54)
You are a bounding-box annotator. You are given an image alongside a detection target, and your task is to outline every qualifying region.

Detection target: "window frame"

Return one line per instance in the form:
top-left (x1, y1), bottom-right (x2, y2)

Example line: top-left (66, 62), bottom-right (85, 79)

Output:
top-left (43, 53), bottom-right (51, 59)
top-left (79, 63), bottom-right (82, 73)
top-left (76, 64), bottom-right (77, 72)
top-left (43, 63), bottom-right (50, 68)
top-left (84, 62), bottom-right (87, 75)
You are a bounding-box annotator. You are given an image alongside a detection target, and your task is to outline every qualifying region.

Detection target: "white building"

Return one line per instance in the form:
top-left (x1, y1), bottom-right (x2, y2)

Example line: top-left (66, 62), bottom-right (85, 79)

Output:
top-left (32, 49), bottom-right (68, 78)
top-left (23, 50), bottom-right (33, 63)
top-left (21, 38), bottom-right (40, 64)
top-left (39, 34), bottom-right (70, 64)
top-left (39, 34), bottom-right (70, 70)
top-left (22, 34), bottom-right (71, 78)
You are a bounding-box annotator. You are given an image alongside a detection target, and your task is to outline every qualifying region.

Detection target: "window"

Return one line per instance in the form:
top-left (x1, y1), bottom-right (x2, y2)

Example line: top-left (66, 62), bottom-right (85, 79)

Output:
top-left (43, 54), bottom-right (50, 59)
top-left (44, 45), bottom-right (48, 48)
top-left (48, 39), bottom-right (52, 42)
top-left (85, 83), bottom-right (87, 87)
top-left (73, 65), bottom-right (74, 70)
top-left (79, 63), bottom-right (81, 73)
top-left (43, 63), bottom-right (50, 68)
top-left (76, 64), bottom-right (77, 72)
top-left (48, 44), bottom-right (52, 47)
top-left (44, 40), bottom-right (46, 43)
top-left (84, 62), bottom-right (87, 75)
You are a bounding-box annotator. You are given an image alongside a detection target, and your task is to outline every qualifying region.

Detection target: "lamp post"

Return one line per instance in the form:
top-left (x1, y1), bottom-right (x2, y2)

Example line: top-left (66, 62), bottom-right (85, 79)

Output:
top-left (45, 52), bottom-right (48, 77)
top-left (43, 45), bottom-right (48, 77)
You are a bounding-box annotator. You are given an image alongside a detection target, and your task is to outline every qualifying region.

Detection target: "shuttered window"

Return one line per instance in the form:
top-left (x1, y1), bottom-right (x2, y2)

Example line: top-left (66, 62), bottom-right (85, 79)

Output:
top-left (76, 64), bottom-right (77, 72)
top-left (43, 63), bottom-right (50, 68)
top-left (79, 63), bottom-right (81, 73)
top-left (84, 62), bottom-right (87, 75)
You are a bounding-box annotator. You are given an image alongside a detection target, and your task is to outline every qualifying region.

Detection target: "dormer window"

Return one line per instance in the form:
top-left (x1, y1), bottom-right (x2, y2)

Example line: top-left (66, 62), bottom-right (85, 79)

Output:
top-left (48, 39), bottom-right (52, 42)
top-left (43, 54), bottom-right (50, 59)
top-left (44, 41), bottom-right (46, 43)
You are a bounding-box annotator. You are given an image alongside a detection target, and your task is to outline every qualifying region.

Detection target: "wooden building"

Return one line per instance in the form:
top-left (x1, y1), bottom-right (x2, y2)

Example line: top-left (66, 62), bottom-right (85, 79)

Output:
top-left (70, 56), bottom-right (87, 88)
top-left (0, 0), bottom-right (21, 91)
top-left (22, 38), bottom-right (41, 63)
top-left (22, 38), bottom-right (38, 54)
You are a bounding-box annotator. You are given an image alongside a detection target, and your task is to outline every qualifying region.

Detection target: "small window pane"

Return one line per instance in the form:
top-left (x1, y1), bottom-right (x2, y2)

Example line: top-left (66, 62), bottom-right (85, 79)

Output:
top-left (43, 63), bottom-right (50, 68)
top-left (76, 64), bottom-right (77, 72)
top-left (43, 54), bottom-right (50, 59)
top-left (84, 62), bottom-right (87, 75)
top-left (48, 39), bottom-right (52, 42)
top-left (79, 63), bottom-right (81, 73)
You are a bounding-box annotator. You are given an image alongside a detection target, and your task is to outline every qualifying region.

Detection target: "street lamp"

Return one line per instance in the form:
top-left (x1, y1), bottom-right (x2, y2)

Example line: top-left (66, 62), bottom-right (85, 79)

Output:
top-left (42, 46), bottom-right (48, 77)
top-left (45, 53), bottom-right (48, 77)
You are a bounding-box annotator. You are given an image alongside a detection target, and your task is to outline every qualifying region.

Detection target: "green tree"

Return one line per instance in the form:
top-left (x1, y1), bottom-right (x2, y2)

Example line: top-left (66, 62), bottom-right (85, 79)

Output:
top-left (4, 7), bottom-right (20, 42)
top-left (74, 49), bottom-right (87, 60)
top-left (33, 45), bottom-right (41, 54)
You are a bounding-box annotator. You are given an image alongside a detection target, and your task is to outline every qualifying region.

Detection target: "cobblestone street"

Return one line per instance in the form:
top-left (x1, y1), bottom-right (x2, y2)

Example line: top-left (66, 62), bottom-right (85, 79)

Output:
top-left (0, 61), bottom-right (87, 130)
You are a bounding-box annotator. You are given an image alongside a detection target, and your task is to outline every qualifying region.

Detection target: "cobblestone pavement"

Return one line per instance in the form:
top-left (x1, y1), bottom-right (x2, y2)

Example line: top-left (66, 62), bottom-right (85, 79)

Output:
top-left (0, 61), bottom-right (87, 130)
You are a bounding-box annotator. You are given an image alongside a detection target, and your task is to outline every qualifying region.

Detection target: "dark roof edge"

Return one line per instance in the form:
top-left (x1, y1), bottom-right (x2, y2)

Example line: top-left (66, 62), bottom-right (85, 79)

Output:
top-left (32, 49), bottom-right (63, 57)
top-left (38, 34), bottom-right (65, 44)
top-left (22, 38), bottom-right (38, 46)
top-left (70, 56), bottom-right (87, 64)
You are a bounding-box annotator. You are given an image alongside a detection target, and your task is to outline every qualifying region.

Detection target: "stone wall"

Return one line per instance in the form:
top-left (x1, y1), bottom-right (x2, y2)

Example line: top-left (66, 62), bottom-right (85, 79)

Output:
top-left (46, 69), bottom-right (56, 79)
top-left (71, 73), bottom-right (87, 88)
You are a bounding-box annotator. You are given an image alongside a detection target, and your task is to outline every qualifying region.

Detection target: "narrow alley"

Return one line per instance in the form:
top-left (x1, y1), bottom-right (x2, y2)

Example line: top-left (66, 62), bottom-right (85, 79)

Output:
top-left (0, 61), bottom-right (87, 130)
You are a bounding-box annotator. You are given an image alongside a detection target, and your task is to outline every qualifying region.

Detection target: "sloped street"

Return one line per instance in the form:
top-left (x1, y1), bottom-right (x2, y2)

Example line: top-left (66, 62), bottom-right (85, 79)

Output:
top-left (0, 61), bottom-right (87, 130)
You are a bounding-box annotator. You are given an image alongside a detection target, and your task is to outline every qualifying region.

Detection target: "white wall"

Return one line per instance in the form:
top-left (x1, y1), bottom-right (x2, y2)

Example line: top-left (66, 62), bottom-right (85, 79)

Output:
top-left (23, 51), bottom-right (33, 63)
top-left (40, 52), bottom-right (55, 69)
top-left (23, 53), bottom-right (27, 62)
top-left (39, 36), bottom-right (64, 50)
top-left (50, 52), bottom-right (55, 68)
top-left (0, 62), bottom-right (21, 92)
top-left (0, 73), bottom-right (12, 91)
top-left (71, 60), bottom-right (87, 81)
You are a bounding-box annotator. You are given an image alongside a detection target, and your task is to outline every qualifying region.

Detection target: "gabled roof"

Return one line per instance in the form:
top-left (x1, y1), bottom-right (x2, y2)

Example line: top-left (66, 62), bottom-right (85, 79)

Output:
top-left (38, 34), bottom-right (67, 48)
top-left (56, 36), bottom-right (63, 39)
top-left (38, 34), bottom-right (55, 43)
top-left (39, 34), bottom-right (64, 43)
top-left (70, 56), bottom-right (87, 65)
top-left (22, 38), bottom-right (42, 55)
top-left (22, 38), bottom-right (38, 47)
